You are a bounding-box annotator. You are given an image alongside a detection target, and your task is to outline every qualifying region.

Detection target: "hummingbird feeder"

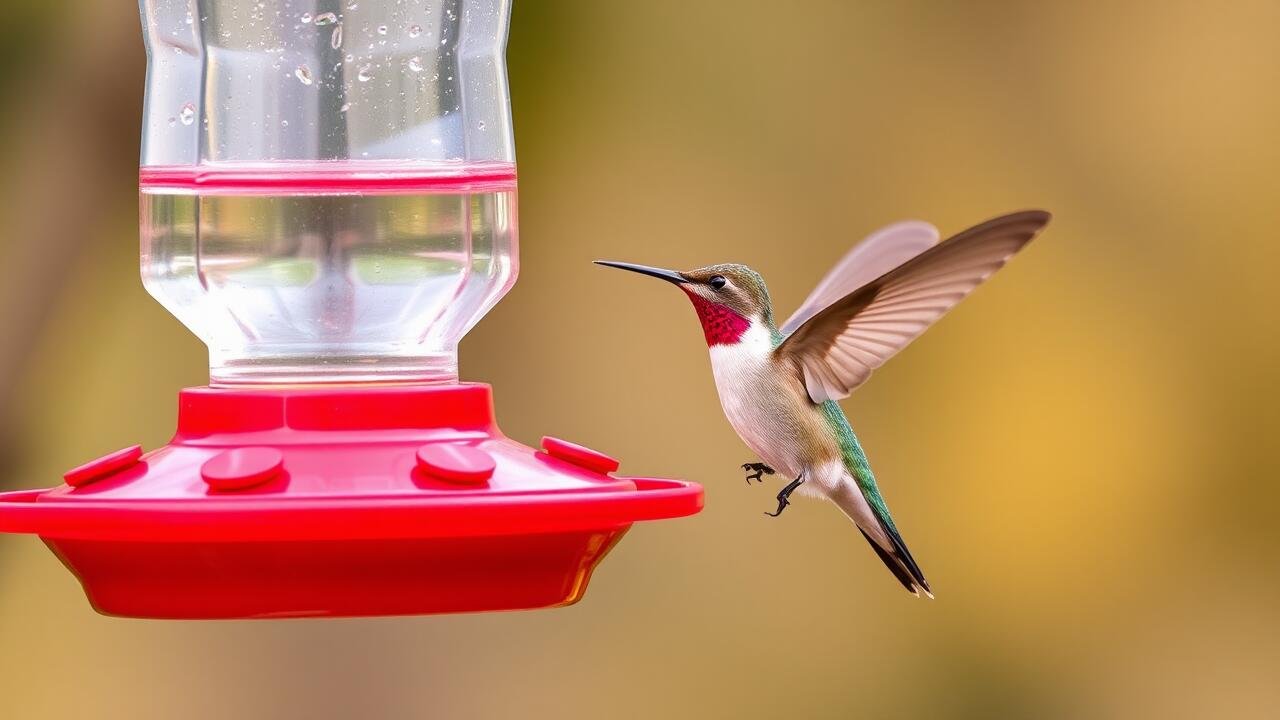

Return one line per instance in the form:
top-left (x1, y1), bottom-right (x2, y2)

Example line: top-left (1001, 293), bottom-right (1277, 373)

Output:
top-left (0, 0), bottom-right (701, 619)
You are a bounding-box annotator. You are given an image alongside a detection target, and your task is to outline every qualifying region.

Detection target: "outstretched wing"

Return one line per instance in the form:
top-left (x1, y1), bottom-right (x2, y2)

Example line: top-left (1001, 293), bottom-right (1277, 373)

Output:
top-left (776, 210), bottom-right (1051, 403)
top-left (779, 221), bottom-right (939, 335)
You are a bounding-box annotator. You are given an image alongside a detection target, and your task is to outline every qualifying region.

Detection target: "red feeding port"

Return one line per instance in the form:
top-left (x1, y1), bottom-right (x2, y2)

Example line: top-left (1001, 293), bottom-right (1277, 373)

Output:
top-left (0, 384), bottom-right (702, 619)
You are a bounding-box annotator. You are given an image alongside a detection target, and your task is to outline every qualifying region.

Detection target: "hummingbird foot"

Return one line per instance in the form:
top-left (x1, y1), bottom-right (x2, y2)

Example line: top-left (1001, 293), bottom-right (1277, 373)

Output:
top-left (764, 475), bottom-right (806, 517)
top-left (741, 462), bottom-right (776, 484)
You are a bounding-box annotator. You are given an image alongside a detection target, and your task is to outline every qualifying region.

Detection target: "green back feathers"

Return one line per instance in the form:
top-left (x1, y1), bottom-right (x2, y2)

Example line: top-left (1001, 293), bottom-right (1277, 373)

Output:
top-left (820, 400), bottom-right (898, 533)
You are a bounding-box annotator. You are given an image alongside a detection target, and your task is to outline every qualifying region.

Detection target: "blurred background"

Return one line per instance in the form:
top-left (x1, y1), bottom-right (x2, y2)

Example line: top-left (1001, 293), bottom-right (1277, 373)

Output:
top-left (1, 1), bottom-right (1278, 718)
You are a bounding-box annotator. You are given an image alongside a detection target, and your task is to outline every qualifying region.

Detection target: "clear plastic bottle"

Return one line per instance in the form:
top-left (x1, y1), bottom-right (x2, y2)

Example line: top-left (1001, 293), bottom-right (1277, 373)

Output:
top-left (138, 0), bottom-right (516, 385)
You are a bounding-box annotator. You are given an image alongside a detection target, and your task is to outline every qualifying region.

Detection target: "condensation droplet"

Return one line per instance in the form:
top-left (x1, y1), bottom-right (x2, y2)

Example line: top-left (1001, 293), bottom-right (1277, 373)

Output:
top-left (330, 24), bottom-right (343, 49)
top-left (408, 24), bottom-right (421, 38)
top-left (407, 56), bottom-right (423, 73)
top-left (185, 12), bottom-right (193, 25)
top-left (294, 65), bottom-right (313, 85)
top-left (167, 116), bottom-right (177, 127)
top-left (300, 12), bottom-right (313, 24)
top-left (478, 120), bottom-right (486, 130)
top-left (179, 103), bottom-right (196, 125)
top-left (314, 12), bottom-right (337, 26)
top-left (340, 102), bottom-right (351, 112)
top-left (345, 0), bottom-right (358, 9)
top-left (357, 65), bottom-right (373, 82)
top-left (376, 25), bottom-right (388, 35)
top-left (281, 119), bottom-right (289, 127)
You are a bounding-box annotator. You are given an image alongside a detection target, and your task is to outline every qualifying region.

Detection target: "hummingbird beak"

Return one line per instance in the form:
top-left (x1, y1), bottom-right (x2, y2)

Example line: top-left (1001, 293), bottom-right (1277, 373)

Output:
top-left (593, 260), bottom-right (688, 285)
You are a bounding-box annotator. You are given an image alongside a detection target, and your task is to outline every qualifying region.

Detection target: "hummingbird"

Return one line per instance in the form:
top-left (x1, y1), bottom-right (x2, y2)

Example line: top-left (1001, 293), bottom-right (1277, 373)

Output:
top-left (596, 210), bottom-right (1051, 597)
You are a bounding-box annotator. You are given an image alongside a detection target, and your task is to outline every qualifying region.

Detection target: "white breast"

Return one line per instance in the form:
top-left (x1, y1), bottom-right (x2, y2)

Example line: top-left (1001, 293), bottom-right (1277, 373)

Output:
top-left (707, 322), bottom-right (804, 477)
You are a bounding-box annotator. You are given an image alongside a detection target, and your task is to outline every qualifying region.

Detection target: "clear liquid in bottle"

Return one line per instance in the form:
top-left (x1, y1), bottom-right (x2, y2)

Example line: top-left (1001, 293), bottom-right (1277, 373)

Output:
top-left (139, 162), bottom-right (518, 385)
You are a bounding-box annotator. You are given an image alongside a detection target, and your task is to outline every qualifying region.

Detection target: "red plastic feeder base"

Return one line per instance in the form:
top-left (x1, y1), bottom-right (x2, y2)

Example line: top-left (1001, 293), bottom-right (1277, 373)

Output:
top-left (0, 384), bottom-right (702, 619)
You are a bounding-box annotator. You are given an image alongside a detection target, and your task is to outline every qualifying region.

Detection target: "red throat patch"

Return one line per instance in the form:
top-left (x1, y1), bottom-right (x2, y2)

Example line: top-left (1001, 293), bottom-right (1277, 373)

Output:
top-left (682, 289), bottom-right (751, 346)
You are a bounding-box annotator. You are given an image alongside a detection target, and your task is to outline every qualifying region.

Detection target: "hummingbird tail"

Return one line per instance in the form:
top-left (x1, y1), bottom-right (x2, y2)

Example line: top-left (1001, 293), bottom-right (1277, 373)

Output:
top-left (833, 482), bottom-right (933, 598)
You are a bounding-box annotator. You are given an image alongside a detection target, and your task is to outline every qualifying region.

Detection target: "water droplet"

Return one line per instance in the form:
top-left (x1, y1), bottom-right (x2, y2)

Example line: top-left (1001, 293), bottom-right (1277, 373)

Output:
top-left (300, 12), bottom-right (313, 24)
top-left (340, 102), bottom-right (351, 112)
top-left (407, 56), bottom-right (423, 73)
top-left (281, 119), bottom-right (289, 127)
top-left (179, 103), bottom-right (196, 125)
top-left (357, 65), bottom-right (373, 82)
top-left (167, 116), bottom-right (177, 127)
top-left (345, 0), bottom-right (358, 9)
top-left (330, 24), bottom-right (343, 48)
top-left (173, 46), bottom-right (185, 55)
top-left (314, 12), bottom-right (337, 26)
top-left (408, 24), bottom-right (421, 38)
top-left (345, 53), bottom-right (355, 61)
top-left (185, 11), bottom-right (193, 25)
top-left (376, 25), bottom-right (388, 35)
top-left (478, 120), bottom-right (486, 130)
top-left (294, 65), bottom-right (313, 85)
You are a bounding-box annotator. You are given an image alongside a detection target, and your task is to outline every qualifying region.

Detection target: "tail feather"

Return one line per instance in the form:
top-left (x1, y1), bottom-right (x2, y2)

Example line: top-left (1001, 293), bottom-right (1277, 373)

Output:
top-left (858, 528), bottom-right (921, 596)
top-left (833, 482), bottom-right (932, 598)
top-left (881, 521), bottom-right (932, 597)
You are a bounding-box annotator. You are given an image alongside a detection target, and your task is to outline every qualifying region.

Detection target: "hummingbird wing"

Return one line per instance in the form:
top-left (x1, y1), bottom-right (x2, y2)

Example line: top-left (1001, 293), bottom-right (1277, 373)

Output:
top-left (779, 221), bottom-right (939, 336)
top-left (776, 210), bottom-right (1051, 403)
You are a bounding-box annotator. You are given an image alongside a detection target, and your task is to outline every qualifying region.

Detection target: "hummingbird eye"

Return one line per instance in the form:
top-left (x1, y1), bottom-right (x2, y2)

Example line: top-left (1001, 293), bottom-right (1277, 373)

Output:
top-left (709, 275), bottom-right (727, 290)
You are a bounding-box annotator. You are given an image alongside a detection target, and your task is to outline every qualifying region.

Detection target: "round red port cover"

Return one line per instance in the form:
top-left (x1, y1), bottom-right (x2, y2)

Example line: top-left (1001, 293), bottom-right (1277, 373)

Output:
top-left (415, 444), bottom-right (495, 484)
top-left (202, 447), bottom-right (284, 492)
top-left (540, 437), bottom-right (620, 474)
top-left (64, 445), bottom-right (143, 488)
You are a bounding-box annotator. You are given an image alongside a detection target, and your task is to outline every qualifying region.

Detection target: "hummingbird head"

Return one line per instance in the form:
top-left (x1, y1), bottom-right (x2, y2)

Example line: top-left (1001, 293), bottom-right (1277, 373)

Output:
top-left (594, 261), bottom-right (775, 346)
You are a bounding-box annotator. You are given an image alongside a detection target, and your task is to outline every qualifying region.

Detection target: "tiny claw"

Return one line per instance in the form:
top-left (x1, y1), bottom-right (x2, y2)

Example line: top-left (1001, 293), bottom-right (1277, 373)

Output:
top-left (764, 474), bottom-right (805, 518)
top-left (741, 462), bottom-right (774, 485)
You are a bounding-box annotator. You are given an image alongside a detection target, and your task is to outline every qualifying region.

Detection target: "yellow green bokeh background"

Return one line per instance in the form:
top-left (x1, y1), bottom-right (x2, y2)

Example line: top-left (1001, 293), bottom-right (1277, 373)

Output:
top-left (1, 2), bottom-right (1277, 718)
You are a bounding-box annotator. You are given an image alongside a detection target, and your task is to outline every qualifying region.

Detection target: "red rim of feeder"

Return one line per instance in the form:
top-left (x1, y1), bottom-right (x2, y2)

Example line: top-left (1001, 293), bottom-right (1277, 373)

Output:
top-left (0, 384), bottom-right (703, 618)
